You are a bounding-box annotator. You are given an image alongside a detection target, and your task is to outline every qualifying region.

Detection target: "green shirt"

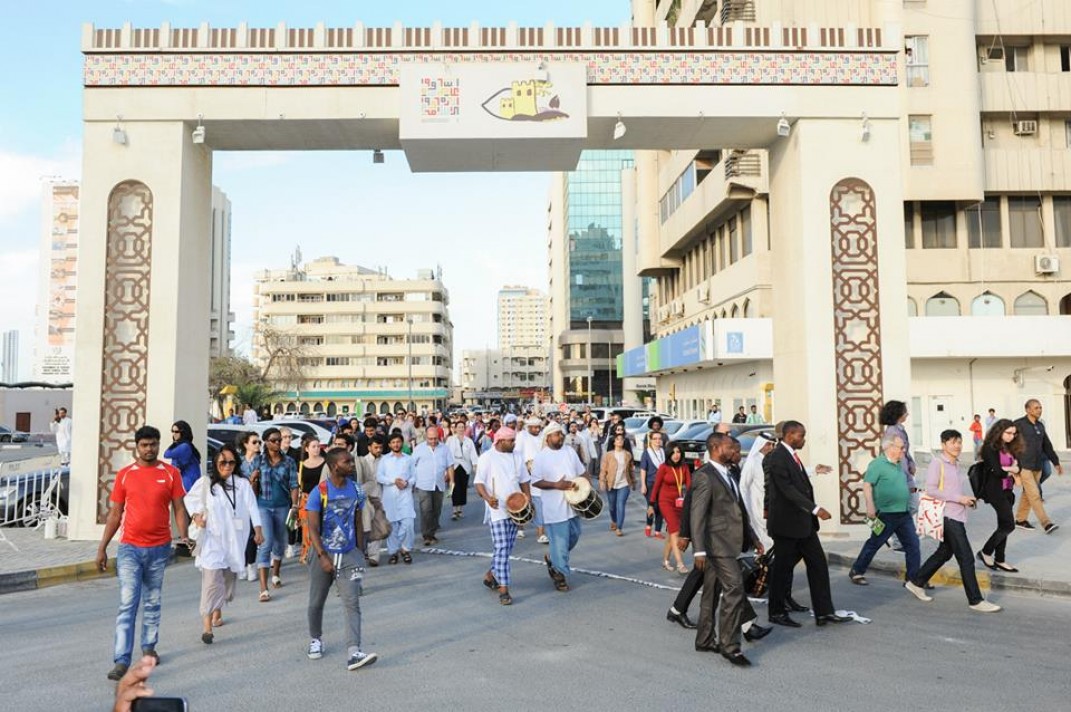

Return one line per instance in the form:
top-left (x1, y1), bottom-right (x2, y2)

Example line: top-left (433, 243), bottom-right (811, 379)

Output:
top-left (864, 454), bottom-right (910, 513)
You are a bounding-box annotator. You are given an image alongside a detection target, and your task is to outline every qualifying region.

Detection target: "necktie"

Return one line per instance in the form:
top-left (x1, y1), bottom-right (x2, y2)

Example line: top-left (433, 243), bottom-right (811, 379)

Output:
top-left (793, 452), bottom-right (804, 471)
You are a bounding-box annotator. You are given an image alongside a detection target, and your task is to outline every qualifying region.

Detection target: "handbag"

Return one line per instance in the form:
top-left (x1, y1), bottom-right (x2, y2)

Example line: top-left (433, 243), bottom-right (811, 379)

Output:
top-left (739, 552), bottom-right (770, 597)
top-left (915, 462), bottom-right (946, 542)
top-left (369, 497), bottom-right (392, 541)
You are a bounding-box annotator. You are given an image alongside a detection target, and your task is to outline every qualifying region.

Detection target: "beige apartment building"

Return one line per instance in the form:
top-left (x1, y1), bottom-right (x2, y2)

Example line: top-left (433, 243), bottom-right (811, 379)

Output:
top-left (497, 286), bottom-right (549, 350)
top-left (624, 0), bottom-right (1071, 449)
top-left (252, 256), bottom-right (453, 416)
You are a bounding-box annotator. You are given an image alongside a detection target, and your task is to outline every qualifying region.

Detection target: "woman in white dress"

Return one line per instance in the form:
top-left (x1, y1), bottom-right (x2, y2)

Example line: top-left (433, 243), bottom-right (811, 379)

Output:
top-left (185, 444), bottom-right (264, 644)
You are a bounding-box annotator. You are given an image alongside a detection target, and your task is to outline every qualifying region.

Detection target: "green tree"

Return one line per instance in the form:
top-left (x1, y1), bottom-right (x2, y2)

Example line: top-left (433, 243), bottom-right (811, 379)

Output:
top-left (209, 355), bottom-right (264, 414)
top-left (234, 382), bottom-right (282, 413)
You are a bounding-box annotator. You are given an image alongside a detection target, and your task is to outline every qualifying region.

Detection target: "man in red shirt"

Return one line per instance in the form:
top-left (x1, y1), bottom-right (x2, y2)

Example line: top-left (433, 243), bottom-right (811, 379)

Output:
top-left (97, 425), bottom-right (192, 682)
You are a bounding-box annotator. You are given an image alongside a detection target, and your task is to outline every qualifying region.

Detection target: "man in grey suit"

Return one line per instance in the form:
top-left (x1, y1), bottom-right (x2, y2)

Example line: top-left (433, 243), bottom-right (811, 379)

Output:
top-left (691, 432), bottom-right (766, 667)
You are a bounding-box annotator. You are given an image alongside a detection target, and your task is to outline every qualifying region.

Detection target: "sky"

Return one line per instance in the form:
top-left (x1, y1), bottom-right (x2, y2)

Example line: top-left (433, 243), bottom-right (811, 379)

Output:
top-left (0, 0), bottom-right (629, 379)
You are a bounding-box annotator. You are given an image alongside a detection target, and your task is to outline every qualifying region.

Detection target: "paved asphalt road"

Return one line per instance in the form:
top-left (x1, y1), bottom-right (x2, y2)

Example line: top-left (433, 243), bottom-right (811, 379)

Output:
top-left (2, 505), bottom-right (1068, 711)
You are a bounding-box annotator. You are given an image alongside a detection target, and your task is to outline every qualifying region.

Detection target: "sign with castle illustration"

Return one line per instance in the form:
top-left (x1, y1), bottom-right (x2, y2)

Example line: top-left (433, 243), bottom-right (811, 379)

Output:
top-left (399, 62), bottom-right (587, 172)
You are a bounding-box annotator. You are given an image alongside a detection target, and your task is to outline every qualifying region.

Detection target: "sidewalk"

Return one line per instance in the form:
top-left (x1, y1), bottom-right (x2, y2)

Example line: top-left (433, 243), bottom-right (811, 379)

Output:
top-left (823, 467), bottom-right (1071, 598)
top-left (0, 529), bottom-right (118, 594)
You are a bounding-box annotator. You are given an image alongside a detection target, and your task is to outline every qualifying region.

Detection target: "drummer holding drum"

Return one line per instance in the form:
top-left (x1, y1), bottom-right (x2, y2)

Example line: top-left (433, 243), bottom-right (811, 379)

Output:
top-left (474, 427), bottom-right (532, 606)
top-left (531, 422), bottom-right (588, 592)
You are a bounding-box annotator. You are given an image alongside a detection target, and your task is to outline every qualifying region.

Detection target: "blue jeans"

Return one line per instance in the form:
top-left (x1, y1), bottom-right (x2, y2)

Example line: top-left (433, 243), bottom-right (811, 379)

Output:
top-left (113, 543), bottom-right (171, 665)
top-left (257, 506), bottom-right (289, 568)
top-left (532, 495), bottom-right (545, 528)
top-left (607, 487), bottom-right (630, 530)
top-left (851, 511), bottom-right (920, 581)
top-left (545, 517), bottom-right (582, 576)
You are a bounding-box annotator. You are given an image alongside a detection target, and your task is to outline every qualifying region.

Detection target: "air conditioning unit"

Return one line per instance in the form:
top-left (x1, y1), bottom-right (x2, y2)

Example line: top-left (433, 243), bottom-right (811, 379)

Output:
top-left (1013, 120), bottom-right (1038, 136)
top-left (672, 300), bottom-right (685, 317)
top-left (697, 283), bottom-right (710, 303)
top-left (1035, 255), bottom-right (1060, 275)
top-left (658, 306), bottom-right (670, 322)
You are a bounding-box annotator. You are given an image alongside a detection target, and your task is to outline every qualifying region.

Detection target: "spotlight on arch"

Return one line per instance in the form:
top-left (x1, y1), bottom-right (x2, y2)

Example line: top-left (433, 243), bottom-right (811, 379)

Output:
top-left (372, 149), bottom-right (385, 164)
top-left (613, 113), bottom-right (626, 141)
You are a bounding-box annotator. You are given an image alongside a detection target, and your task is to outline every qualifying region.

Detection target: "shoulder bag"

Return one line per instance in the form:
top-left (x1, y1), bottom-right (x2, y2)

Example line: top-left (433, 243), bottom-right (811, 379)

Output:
top-left (915, 462), bottom-right (946, 542)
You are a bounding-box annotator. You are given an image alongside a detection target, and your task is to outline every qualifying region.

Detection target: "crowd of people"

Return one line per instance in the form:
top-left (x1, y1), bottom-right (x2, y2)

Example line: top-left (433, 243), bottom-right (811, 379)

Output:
top-left (97, 396), bottom-right (1064, 690)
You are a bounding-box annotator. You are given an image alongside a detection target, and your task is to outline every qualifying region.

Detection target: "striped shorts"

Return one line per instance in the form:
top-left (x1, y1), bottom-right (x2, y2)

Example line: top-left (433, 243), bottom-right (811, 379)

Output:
top-left (489, 518), bottom-right (519, 587)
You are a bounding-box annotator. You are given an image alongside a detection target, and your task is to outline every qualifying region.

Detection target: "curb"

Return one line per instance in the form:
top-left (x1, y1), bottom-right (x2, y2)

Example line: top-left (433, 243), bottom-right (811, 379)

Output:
top-left (826, 551), bottom-right (1071, 598)
top-left (0, 549), bottom-right (185, 596)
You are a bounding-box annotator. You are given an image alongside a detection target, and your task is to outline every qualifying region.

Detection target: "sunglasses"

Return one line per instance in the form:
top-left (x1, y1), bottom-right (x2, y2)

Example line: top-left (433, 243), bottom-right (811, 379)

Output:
top-left (250, 439), bottom-right (261, 445)
top-left (171, 429), bottom-right (181, 434)
top-left (218, 460), bottom-right (237, 466)
top-left (265, 437), bottom-right (282, 443)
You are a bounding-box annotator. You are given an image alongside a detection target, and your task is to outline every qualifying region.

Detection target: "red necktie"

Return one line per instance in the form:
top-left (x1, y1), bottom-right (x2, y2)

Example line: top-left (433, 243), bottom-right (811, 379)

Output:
top-left (793, 453), bottom-right (803, 471)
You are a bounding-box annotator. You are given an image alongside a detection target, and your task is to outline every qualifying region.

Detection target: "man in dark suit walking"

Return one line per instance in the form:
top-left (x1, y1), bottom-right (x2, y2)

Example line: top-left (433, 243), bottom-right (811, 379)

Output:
top-left (691, 432), bottom-right (766, 667)
top-left (763, 421), bottom-right (851, 627)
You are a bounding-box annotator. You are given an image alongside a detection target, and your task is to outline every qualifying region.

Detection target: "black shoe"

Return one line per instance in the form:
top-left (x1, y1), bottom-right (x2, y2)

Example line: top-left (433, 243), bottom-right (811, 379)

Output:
top-left (815, 613), bottom-right (853, 626)
top-left (201, 632), bottom-right (214, 645)
top-left (977, 550), bottom-right (998, 570)
top-left (695, 643), bottom-right (721, 653)
top-left (722, 651), bottom-right (752, 667)
top-left (785, 597), bottom-right (810, 613)
top-left (667, 609), bottom-right (698, 629)
top-left (1015, 520), bottom-right (1036, 531)
top-left (107, 663), bottom-right (128, 681)
top-left (743, 623), bottom-right (771, 642)
top-left (141, 648), bottom-right (159, 664)
top-left (768, 613), bottom-right (801, 628)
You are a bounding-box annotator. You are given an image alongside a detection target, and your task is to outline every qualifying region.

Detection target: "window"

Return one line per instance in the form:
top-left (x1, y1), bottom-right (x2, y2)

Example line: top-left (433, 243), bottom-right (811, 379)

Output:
top-left (909, 116), bottom-right (933, 166)
top-left (297, 314), bottom-right (324, 325)
top-left (904, 203), bottom-right (915, 248)
top-left (298, 293), bottom-right (323, 302)
top-left (925, 292), bottom-right (959, 317)
top-left (741, 207), bottom-right (753, 257)
top-left (1061, 46), bottom-right (1071, 72)
top-left (325, 357), bottom-right (351, 366)
top-left (905, 36), bottom-right (930, 86)
top-left (966, 199), bottom-right (1002, 248)
top-left (907, 298), bottom-right (918, 317)
top-left (1008, 197), bottom-right (1043, 248)
top-left (271, 293), bottom-right (295, 302)
top-left (1066, 120), bottom-right (1071, 149)
top-left (728, 217), bottom-right (739, 264)
top-left (920, 202), bottom-right (957, 248)
top-left (1055, 197), bottom-right (1071, 248)
top-left (1005, 45), bottom-right (1029, 72)
top-left (1013, 291), bottom-right (1048, 316)
top-left (971, 292), bottom-right (1005, 316)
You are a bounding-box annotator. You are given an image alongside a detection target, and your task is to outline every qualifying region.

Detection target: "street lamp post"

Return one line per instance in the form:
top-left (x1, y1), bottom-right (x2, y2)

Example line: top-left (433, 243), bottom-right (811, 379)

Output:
top-left (406, 316), bottom-right (413, 412)
top-left (608, 337), bottom-right (613, 407)
top-left (586, 315), bottom-right (593, 405)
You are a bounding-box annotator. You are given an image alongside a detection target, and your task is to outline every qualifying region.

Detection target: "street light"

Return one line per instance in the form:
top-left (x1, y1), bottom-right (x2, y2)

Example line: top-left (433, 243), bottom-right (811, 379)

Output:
top-left (586, 315), bottom-right (593, 405)
top-left (608, 337), bottom-right (614, 407)
top-left (406, 316), bottom-right (413, 412)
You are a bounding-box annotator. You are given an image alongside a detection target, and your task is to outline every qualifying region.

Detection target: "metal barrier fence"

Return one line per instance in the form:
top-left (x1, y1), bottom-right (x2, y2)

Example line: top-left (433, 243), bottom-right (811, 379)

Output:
top-left (0, 467), bottom-right (68, 530)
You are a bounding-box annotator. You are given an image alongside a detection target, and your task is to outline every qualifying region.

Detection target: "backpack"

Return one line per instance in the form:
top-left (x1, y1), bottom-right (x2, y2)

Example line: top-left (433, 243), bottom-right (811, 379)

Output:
top-left (966, 461), bottom-right (987, 502)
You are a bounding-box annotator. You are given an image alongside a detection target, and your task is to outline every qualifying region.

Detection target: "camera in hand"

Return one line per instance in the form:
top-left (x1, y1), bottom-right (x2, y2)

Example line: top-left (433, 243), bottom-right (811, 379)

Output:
top-left (132, 699), bottom-right (188, 711)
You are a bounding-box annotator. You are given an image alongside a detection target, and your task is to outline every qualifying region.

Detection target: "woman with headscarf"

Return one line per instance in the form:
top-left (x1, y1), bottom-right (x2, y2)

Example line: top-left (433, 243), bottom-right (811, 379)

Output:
top-left (739, 431), bottom-right (778, 552)
top-left (165, 420), bottom-right (203, 493)
top-left (184, 444), bottom-right (263, 644)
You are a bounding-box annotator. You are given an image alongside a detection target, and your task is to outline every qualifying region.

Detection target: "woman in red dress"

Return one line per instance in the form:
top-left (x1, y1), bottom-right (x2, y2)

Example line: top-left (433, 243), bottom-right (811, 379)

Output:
top-left (651, 444), bottom-right (692, 574)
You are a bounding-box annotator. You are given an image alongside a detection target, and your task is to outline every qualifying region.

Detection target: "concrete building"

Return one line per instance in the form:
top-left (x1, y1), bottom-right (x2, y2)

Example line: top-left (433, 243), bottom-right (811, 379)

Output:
top-left (548, 150), bottom-right (642, 404)
top-left (497, 286), bottom-right (549, 350)
top-left (618, 0), bottom-right (1071, 453)
top-left (209, 186), bottom-right (234, 357)
top-left (460, 347), bottom-right (551, 406)
top-left (34, 181), bottom-right (79, 383)
top-left (1, 331), bottom-right (18, 383)
top-left (252, 256), bottom-right (453, 416)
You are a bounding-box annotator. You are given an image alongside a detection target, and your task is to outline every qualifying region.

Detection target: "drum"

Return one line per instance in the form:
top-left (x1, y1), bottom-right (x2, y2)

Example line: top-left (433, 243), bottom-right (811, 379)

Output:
top-left (505, 492), bottom-right (534, 526)
top-left (563, 477), bottom-right (604, 520)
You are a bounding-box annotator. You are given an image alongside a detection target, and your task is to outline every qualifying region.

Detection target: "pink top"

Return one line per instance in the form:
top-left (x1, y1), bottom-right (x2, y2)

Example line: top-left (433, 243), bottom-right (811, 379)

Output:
top-left (925, 453), bottom-right (969, 523)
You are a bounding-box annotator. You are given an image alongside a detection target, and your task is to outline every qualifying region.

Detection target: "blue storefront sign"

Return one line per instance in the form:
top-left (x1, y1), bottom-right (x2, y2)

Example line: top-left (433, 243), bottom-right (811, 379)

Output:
top-left (662, 325), bottom-right (703, 369)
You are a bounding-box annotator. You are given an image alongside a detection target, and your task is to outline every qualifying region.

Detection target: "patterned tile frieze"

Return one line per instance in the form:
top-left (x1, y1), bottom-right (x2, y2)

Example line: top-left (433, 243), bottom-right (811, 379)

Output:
top-left (96, 181), bottom-right (153, 523)
top-left (829, 178), bottom-right (885, 525)
top-left (84, 51), bottom-right (897, 87)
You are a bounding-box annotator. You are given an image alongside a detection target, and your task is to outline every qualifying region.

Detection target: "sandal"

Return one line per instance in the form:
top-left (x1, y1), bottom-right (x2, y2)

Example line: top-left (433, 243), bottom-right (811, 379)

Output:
top-left (388, 554), bottom-right (399, 565)
top-left (483, 574), bottom-right (499, 591)
top-left (211, 616), bottom-right (224, 628)
top-left (994, 562), bottom-right (1020, 573)
top-left (499, 591), bottom-right (513, 606)
top-left (555, 580), bottom-right (570, 592)
top-left (271, 575), bottom-right (282, 589)
top-left (676, 563), bottom-right (689, 574)
top-left (849, 571), bottom-right (868, 586)
top-left (662, 560), bottom-right (674, 572)
top-left (258, 590), bottom-right (271, 602)
top-left (401, 551), bottom-right (412, 565)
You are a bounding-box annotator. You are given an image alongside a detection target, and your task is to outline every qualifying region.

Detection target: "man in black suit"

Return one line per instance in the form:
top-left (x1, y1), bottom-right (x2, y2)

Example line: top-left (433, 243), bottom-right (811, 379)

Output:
top-left (763, 421), bottom-right (851, 627)
top-left (691, 432), bottom-right (767, 667)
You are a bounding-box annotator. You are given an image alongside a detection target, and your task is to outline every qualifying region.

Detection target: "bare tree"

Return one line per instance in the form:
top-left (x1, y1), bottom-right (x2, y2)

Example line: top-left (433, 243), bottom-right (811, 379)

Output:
top-left (254, 322), bottom-right (310, 394)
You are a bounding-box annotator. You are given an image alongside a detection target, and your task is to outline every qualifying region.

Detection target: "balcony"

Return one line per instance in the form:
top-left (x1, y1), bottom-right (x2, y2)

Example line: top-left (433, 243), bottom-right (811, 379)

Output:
top-left (720, 0), bottom-right (756, 24)
top-left (980, 72), bottom-right (1071, 113)
top-left (724, 151), bottom-right (762, 180)
top-left (977, 1), bottom-right (1071, 35)
top-left (983, 148), bottom-right (1071, 192)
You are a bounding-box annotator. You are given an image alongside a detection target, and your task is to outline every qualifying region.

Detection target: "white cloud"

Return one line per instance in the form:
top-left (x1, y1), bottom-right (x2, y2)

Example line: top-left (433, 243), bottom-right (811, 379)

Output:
top-left (0, 145), bottom-right (80, 223)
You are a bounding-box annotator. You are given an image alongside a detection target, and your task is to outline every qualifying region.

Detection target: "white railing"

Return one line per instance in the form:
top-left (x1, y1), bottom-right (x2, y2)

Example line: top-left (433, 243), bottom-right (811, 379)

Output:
top-left (0, 467), bottom-right (67, 531)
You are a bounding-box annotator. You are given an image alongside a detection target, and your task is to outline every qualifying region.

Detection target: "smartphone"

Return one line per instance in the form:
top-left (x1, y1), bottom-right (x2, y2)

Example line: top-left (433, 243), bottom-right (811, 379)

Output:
top-left (131, 697), bottom-right (188, 711)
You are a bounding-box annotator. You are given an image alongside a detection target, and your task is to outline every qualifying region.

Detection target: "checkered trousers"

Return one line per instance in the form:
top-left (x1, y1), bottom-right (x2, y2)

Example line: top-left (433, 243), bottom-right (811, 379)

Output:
top-left (489, 518), bottom-right (519, 586)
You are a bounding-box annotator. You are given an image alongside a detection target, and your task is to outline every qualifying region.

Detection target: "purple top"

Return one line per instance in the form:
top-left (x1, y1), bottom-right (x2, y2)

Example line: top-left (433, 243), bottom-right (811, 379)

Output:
top-left (925, 453), bottom-right (969, 523)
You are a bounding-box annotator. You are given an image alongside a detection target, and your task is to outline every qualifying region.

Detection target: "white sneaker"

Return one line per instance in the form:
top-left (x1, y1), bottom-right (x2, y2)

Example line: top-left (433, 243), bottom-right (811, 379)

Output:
top-left (537, 534), bottom-right (549, 544)
top-left (904, 581), bottom-right (933, 602)
top-left (285, 544), bottom-right (297, 559)
top-left (246, 564), bottom-right (256, 581)
top-left (307, 638), bottom-right (324, 660)
top-left (347, 650), bottom-right (378, 670)
top-left (969, 600), bottom-right (1002, 613)
top-left (516, 530), bottom-right (526, 539)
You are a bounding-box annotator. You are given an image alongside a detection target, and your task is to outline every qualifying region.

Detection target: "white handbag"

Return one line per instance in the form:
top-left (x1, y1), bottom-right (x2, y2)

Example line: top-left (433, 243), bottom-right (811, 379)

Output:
top-left (915, 462), bottom-right (946, 542)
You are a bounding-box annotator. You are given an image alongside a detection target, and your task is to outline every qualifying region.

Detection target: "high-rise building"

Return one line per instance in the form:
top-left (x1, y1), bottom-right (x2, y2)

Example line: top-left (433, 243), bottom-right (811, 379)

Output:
top-left (34, 181), bottom-right (79, 383)
top-left (547, 150), bottom-right (638, 403)
top-left (497, 286), bottom-right (548, 350)
top-left (1, 330), bottom-right (18, 383)
top-left (619, 0), bottom-right (1071, 449)
top-left (209, 187), bottom-right (234, 358)
top-left (33, 181), bottom-right (234, 378)
top-left (460, 346), bottom-right (550, 406)
top-left (252, 256), bottom-right (453, 416)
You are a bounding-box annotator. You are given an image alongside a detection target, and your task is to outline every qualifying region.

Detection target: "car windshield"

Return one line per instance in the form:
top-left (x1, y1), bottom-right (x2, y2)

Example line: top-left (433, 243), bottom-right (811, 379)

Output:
top-left (676, 422), bottom-right (712, 441)
top-left (623, 417), bottom-right (647, 429)
top-left (661, 421), bottom-right (685, 435)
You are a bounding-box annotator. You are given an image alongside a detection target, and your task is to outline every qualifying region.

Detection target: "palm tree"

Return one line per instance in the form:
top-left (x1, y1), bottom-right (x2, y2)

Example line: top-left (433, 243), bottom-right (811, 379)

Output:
top-left (234, 383), bottom-right (281, 414)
